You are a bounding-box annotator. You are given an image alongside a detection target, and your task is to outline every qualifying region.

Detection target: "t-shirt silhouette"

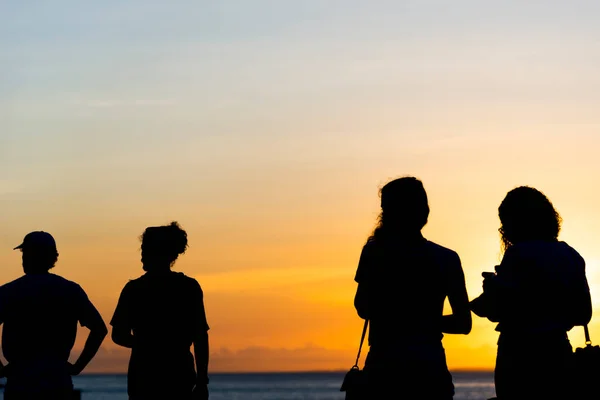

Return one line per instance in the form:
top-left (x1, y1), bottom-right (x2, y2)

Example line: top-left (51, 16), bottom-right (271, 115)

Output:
top-left (354, 234), bottom-right (463, 398)
top-left (472, 240), bottom-right (590, 335)
top-left (0, 273), bottom-right (102, 392)
top-left (470, 240), bottom-right (591, 400)
top-left (110, 270), bottom-right (209, 396)
top-left (355, 235), bottom-right (464, 347)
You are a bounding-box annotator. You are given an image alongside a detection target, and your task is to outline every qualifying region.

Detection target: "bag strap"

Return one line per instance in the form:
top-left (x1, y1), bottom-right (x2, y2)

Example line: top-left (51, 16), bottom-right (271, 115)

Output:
top-left (584, 324), bottom-right (592, 346)
top-left (353, 319), bottom-right (369, 368)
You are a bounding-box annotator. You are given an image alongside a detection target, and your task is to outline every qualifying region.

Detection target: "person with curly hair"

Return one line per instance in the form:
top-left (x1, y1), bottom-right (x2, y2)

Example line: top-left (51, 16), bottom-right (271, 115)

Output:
top-left (471, 186), bottom-right (592, 399)
top-left (354, 177), bottom-right (472, 399)
top-left (111, 222), bottom-right (210, 400)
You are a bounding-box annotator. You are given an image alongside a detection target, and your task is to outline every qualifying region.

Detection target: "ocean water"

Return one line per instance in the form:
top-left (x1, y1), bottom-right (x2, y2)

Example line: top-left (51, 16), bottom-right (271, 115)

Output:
top-left (0, 371), bottom-right (496, 399)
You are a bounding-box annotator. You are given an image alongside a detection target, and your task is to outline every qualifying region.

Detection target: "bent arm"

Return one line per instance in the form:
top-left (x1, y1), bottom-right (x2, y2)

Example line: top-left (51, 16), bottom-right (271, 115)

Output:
top-left (470, 273), bottom-right (505, 323)
top-left (353, 243), bottom-right (374, 320)
top-left (470, 247), bottom-right (522, 323)
top-left (470, 292), bottom-right (500, 322)
top-left (72, 322), bottom-right (108, 374)
top-left (574, 289), bottom-right (592, 326)
top-left (571, 261), bottom-right (592, 326)
top-left (193, 331), bottom-right (209, 384)
top-left (442, 254), bottom-right (472, 334)
top-left (70, 287), bottom-right (109, 375)
top-left (72, 304), bottom-right (108, 375)
top-left (110, 283), bottom-right (134, 348)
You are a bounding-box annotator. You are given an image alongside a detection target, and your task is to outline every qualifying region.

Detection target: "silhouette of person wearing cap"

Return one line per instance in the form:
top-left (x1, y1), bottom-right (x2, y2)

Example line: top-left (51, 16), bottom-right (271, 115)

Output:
top-left (0, 231), bottom-right (108, 400)
top-left (111, 222), bottom-right (210, 400)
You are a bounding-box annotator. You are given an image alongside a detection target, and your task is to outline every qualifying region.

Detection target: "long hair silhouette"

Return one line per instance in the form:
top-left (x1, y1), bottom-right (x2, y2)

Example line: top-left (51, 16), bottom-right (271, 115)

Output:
top-left (368, 176), bottom-right (430, 243)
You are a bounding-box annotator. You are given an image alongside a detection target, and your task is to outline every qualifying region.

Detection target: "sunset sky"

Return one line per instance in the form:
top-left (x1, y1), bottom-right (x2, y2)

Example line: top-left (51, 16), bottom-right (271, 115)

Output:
top-left (3, 0), bottom-right (600, 372)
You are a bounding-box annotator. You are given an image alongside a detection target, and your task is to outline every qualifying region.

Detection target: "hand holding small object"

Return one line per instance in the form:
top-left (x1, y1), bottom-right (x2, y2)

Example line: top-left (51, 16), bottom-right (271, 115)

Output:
top-left (482, 272), bottom-right (496, 290)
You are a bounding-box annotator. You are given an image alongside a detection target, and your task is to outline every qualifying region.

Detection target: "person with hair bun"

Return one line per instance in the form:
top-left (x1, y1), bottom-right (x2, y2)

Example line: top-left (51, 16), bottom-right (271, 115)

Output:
top-left (111, 222), bottom-right (210, 400)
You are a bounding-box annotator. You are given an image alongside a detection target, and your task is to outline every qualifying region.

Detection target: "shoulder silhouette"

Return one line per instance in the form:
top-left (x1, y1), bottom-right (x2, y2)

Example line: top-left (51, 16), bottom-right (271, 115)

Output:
top-left (470, 186), bottom-right (592, 399)
top-left (110, 221), bottom-right (210, 400)
top-left (0, 231), bottom-right (107, 399)
top-left (352, 177), bottom-right (471, 399)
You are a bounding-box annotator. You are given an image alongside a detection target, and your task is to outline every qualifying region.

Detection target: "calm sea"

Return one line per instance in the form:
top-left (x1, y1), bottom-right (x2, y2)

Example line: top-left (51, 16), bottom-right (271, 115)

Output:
top-left (0, 371), bottom-right (496, 399)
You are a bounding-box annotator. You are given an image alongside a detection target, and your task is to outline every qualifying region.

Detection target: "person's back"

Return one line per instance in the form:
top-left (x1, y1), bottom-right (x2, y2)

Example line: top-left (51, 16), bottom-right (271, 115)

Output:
top-left (111, 222), bottom-right (210, 400)
top-left (357, 238), bottom-right (461, 347)
top-left (0, 231), bottom-right (107, 400)
top-left (119, 271), bottom-right (206, 383)
top-left (470, 186), bottom-right (592, 399)
top-left (353, 177), bottom-right (471, 399)
top-left (1, 274), bottom-right (84, 389)
top-left (493, 240), bottom-right (589, 335)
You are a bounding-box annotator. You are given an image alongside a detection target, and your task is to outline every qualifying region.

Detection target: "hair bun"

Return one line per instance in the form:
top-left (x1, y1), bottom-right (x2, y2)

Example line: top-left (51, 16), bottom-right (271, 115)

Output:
top-left (167, 221), bottom-right (188, 255)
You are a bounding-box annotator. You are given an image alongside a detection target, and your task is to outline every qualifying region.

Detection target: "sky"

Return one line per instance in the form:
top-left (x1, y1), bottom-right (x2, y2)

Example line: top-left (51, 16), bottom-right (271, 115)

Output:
top-left (2, 0), bottom-right (600, 372)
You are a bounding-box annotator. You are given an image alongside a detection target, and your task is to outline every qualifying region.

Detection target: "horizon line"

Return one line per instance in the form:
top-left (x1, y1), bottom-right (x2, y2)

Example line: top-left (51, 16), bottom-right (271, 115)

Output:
top-left (79, 368), bottom-right (495, 376)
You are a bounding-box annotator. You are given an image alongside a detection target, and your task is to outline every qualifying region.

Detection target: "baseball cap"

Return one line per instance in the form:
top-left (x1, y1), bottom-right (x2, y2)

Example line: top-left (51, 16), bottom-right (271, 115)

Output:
top-left (13, 231), bottom-right (57, 252)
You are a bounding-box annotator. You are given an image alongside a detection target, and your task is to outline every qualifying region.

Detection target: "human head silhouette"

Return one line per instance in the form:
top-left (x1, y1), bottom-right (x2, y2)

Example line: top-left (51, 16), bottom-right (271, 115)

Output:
top-left (140, 221), bottom-right (188, 272)
top-left (498, 186), bottom-right (561, 251)
top-left (370, 176), bottom-right (430, 241)
top-left (14, 231), bottom-right (59, 274)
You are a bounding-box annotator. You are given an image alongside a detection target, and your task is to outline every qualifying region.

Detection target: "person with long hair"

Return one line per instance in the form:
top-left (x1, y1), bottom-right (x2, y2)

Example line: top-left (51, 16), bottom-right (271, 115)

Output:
top-left (354, 177), bottom-right (472, 399)
top-left (111, 222), bottom-right (210, 400)
top-left (471, 186), bottom-right (592, 399)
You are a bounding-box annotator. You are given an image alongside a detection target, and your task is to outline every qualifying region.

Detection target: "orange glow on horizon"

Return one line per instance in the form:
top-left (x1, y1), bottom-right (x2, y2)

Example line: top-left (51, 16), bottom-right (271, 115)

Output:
top-left (4, 1), bottom-right (600, 372)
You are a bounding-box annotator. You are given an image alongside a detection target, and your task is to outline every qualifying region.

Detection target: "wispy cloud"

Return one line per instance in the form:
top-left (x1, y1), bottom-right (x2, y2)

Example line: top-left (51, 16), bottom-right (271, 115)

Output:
top-left (82, 344), bottom-right (352, 373)
top-left (83, 344), bottom-right (354, 373)
top-left (82, 342), bottom-right (501, 373)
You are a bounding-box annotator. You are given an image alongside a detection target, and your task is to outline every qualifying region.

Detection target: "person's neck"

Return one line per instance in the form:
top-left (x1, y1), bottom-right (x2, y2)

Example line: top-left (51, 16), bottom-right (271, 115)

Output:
top-left (392, 231), bottom-right (424, 241)
top-left (143, 264), bottom-right (172, 274)
top-left (24, 270), bottom-right (50, 275)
